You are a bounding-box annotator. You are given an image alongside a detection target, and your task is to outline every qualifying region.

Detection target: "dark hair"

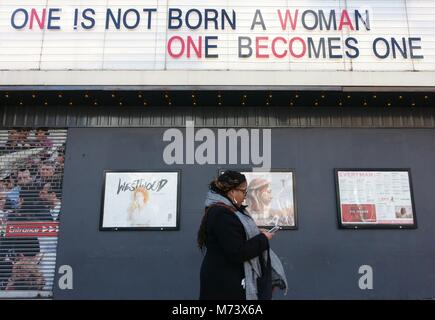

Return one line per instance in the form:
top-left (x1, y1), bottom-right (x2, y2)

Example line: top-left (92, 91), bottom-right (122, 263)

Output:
top-left (40, 160), bottom-right (55, 167)
top-left (197, 170), bottom-right (246, 250)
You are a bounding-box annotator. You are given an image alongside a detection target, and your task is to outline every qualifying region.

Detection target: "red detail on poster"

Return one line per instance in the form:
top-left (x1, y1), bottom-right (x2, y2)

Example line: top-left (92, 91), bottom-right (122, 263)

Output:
top-left (341, 204), bottom-right (376, 223)
top-left (5, 222), bottom-right (59, 237)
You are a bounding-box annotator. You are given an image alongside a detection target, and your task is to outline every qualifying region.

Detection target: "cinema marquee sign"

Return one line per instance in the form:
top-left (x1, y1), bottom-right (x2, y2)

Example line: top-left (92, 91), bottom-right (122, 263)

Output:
top-left (0, 1), bottom-right (434, 87)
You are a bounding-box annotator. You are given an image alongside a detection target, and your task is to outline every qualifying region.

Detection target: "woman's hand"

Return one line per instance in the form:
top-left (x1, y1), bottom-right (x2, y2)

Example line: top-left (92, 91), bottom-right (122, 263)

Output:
top-left (261, 230), bottom-right (274, 240)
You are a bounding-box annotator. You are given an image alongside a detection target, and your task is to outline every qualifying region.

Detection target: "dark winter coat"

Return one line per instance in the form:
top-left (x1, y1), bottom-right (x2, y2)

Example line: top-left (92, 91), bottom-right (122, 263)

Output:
top-left (199, 202), bottom-right (269, 300)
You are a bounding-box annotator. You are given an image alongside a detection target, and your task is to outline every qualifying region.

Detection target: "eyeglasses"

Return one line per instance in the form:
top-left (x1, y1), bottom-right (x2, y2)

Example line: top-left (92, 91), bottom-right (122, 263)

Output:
top-left (235, 188), bottom-right (248, 196)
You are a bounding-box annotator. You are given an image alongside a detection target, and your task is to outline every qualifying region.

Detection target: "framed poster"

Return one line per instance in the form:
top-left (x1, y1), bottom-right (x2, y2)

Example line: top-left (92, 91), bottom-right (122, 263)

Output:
top-left (335, 169), bottom-right (417, 229)
top-left (100, 170), bottom-right (180, 231)
top-left (219, 169), bottom-right (297, 229)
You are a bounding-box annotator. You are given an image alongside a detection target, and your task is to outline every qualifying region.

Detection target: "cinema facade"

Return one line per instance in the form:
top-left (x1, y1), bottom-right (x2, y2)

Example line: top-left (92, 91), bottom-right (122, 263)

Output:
top-left (1, 0), bottom-right (435, 300)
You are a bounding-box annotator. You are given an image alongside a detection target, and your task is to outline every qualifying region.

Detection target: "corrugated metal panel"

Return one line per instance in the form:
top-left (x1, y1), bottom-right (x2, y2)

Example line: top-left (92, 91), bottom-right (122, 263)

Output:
top-left (0, 129), bottom-right (67, 299)
top-left (2, 106), bottom-right (435, 128)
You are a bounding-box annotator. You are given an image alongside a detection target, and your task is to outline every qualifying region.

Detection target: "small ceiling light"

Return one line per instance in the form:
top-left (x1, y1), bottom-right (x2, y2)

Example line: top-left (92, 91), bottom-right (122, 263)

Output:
top-left (19, 102), bottom-right (23, 106)
top-left (242, 102), bottom-right (245, 106)
top-left (373, 95), bottom-right (377, 99)
top-left (44, 101), bottom-right (48, 106)
top-left (69, 102), bottom-right (73, 106)
top-left (119, 102), bottom-right (123, 106)
top-left (165, 94), bottom-right (169, 99)
top-left (243, 95), bottom-right (247, 98)
top-left (218, 94), bottom-right (221, 98)
top-left (85, 94), bottom-right (89, 98)
top-left (338, 102), bottom-right (343, 106)
top-left (347, 95), bottom-right (351, 99)
top-left (32, 94), bottom-right (36, 99)
top-left (269, 94), bottom-right (272, 98)
top-left (295, 94), bottom-right (299, 98)
top-left (289, 102), bottom-right (294, 107)
top-left (193, 102), bottom-right (197, 106)
top-left (387, 102), bottom-right (392, 107)
top-left (321, 95), bottom-right (325, 99)
top-left (168, 102), bottom-right (172, 106)
top-left (363, 102), bottom-right (368, 106)
top-left (314, 102), bottom-right (319, 106)
top-left (112, 94), bottom-right (116, 98)
top-left (58, 94), bottom-right (63, 98)
top-left (399, 96), bottom-right (403, 100)
top-left (218, 102), bottom-right (222, 106)
top-left (192, 94), bottom-right (195, 98)
top-left (424, 96), bottom-right (429, 100)
top-left (94, 102), bottom-right (98, 106)
top-left (266, 102), bottom-right (270, 106)
top-left (143, 102), bottom-right (148, 106)
top-left (5, 94), bottom-right (9, 98)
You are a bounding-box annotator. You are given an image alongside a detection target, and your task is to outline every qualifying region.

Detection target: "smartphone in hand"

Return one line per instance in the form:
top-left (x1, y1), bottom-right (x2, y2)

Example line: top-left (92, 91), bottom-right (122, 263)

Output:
top-left (268, 225), bottom-right (281, 233)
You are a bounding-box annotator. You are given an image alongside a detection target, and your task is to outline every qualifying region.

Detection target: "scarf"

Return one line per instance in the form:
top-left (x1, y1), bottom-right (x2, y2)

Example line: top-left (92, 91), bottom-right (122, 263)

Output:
top-left (204, 190), bottom-right (288, 300)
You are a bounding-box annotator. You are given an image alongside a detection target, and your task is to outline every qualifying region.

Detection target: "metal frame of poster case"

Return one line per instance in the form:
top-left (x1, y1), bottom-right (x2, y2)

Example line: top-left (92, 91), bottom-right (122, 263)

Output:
top-left (334, 168), bottom-right (417, 230)
top-left (218, 168), bottom-right (298, 230)
top-left (99, 170), bottom-right (181, 231)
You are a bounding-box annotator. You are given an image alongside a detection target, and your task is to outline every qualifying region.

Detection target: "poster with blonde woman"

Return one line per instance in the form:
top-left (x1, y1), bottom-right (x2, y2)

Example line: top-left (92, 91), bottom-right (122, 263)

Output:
top-left (242, 171), bottom-right (297, 229)
top-left (100, 171), bottom-right (180, 230)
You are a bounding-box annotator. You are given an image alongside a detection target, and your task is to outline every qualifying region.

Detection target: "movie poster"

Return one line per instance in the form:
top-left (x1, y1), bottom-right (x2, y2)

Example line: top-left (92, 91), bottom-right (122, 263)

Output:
top-left (241, 171), bottom-right (296, 229)
top-left (101, 171), bottom-right (179, 230)
top-left (336, 170), bottom-right (416, 228)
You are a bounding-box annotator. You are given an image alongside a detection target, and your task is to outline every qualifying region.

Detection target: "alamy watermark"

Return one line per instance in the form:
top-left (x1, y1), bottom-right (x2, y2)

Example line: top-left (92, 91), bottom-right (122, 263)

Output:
top-left (358, 265), bottom-right (373, 290)
top-left (162, 121), bottom-right (271, 171)
top-left (58, 265), bottom-right (73, 290)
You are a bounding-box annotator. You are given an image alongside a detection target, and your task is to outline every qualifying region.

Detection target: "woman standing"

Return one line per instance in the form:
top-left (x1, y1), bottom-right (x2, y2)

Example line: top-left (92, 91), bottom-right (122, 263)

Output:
top-left (198, 170), bottom-right (287, 300)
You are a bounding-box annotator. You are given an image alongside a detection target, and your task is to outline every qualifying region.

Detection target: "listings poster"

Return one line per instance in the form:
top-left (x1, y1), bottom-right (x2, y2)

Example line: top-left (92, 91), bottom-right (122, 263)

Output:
top-left (336, 170), bottom-right (416, 228)
top-left (101, 171), bottom-right (179, 230)
top-left (241, 171), bottom-right (296, 229)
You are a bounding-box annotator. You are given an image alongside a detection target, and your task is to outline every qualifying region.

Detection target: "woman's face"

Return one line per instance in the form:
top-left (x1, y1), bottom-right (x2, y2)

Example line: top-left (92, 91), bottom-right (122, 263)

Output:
top-left (259, 185), bottom-right (272, 205)
top-left (230, 181), bottom-right (247, 205)
top-left (135, 191), bottom-right (146, 204)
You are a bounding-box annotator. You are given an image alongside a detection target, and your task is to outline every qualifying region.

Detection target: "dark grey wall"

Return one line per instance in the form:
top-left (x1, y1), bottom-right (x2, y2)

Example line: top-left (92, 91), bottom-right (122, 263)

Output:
top-left (53, 127), bottom-right (435, 299)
